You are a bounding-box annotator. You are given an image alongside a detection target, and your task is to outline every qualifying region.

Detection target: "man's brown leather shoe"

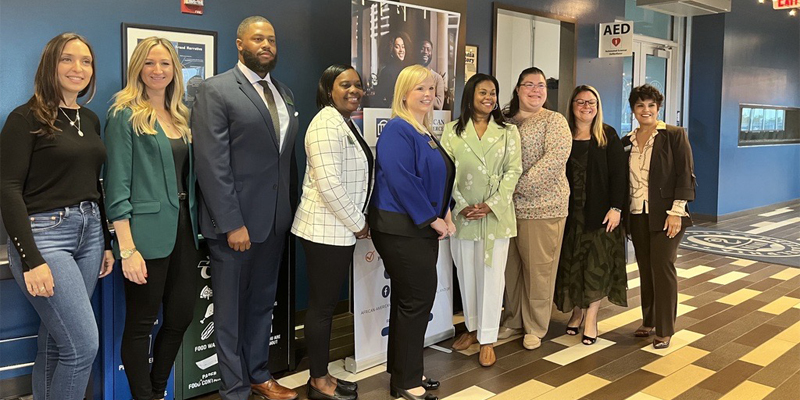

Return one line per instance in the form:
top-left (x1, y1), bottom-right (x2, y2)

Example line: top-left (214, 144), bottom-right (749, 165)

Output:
top-left (252, 379), bottom-right (298, 400)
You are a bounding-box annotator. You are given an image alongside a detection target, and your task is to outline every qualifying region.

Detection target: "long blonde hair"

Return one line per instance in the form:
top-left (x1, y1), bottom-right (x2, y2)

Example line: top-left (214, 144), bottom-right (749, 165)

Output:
top-left (567, 85), bottom-right (606, 147)
top-left (391, 65), bottom-right (433, 134)
top-left (110, 37), bottom-right (190, 141)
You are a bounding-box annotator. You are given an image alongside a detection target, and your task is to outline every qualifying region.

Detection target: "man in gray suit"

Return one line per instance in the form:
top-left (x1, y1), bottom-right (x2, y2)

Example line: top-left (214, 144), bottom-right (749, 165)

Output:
top-left (192, 16), bottom-right (298, 400)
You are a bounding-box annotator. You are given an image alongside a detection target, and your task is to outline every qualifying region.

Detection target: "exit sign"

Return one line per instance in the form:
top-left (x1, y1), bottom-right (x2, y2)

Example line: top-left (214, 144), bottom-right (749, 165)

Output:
top-left (774, 0), bottom-right (800, 9)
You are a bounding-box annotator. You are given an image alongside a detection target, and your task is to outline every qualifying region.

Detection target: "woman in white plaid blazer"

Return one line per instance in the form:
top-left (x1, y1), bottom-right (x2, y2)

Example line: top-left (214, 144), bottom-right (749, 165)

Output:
top-left (290, 65), bottom-right (372, 400)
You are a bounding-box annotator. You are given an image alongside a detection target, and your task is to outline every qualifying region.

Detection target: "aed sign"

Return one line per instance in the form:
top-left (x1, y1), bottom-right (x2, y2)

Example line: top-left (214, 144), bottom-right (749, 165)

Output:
top-left (598, 21), bottom-right (633, 58)
top-left (773, 0), bottom-right (800, 9)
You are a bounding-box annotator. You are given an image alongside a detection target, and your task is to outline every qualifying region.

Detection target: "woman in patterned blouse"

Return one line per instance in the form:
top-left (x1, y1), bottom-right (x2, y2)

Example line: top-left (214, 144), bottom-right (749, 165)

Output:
top-left (497, 67), bottom-right (572, 351)
top-left (622, 84), bottom-right (695, 349)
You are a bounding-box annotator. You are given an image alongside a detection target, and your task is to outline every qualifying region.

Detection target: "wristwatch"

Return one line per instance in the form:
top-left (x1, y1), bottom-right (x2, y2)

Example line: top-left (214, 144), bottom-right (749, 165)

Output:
top-left (610, 207), bottom-right (622, 213)
top-left (120, 248), bottom-right (138, 259)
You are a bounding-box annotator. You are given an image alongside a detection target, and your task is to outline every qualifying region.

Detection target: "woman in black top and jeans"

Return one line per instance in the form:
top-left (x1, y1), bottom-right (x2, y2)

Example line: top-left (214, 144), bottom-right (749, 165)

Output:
top-left (0, 33), bottom-right (114, 400)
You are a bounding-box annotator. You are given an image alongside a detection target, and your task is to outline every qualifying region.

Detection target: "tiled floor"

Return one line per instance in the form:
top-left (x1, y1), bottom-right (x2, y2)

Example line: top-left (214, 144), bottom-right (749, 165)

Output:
top-left (193, 204), bottom-right (800, 400)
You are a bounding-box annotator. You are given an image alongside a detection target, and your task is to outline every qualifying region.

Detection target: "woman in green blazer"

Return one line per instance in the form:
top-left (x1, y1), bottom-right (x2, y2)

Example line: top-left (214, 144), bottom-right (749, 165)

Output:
top-left (103, 37), bottom-right (200, 400)
top-left (441, 74), bottom-right (522, 367)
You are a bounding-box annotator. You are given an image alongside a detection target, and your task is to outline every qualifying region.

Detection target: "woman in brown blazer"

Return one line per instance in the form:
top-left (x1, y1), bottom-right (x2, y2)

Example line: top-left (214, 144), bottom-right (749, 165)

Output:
top-left (622, 84), bottom-right (695, 349)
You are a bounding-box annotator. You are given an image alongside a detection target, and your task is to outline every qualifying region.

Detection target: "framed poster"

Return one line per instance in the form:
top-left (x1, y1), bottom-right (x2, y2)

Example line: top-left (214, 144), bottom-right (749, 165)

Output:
top-left (122, 23), bottom-right (217, 108)
top-left (465, 44), bottom-right (477, 83)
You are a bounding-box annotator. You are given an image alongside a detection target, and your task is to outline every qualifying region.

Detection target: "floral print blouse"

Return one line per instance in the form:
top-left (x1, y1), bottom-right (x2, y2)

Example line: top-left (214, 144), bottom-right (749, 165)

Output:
top-left (508, 109), bottom-right (571, 219)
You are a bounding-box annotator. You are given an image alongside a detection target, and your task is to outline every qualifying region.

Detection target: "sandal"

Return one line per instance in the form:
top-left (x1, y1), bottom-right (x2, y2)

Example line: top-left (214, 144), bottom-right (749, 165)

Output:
top-left (566, 311), bottom-right (585, 336)
top-left (582, 322), bottom-right (598, 345)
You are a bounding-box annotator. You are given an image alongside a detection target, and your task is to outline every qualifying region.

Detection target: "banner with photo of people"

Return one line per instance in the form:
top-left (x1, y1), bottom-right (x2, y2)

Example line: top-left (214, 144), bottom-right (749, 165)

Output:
top-left (350, 0), bottom-right (467, 144)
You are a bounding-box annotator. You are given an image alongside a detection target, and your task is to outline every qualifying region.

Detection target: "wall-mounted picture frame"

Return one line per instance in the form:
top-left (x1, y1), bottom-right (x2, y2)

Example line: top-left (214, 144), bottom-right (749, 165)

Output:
top-left (122, 23), bottom-right (217, 108)
top-left (465, 44), bottom-right (478, 83)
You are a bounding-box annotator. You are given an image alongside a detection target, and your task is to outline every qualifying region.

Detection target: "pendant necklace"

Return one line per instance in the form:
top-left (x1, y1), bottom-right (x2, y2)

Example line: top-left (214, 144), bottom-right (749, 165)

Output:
top-left (59, 107), bottom-right (83, 137)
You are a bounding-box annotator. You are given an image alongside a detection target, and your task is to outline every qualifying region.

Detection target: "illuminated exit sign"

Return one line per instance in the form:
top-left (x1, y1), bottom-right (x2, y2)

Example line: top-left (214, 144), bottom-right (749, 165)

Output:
top-left (773, 0), bottom-right (800, 9)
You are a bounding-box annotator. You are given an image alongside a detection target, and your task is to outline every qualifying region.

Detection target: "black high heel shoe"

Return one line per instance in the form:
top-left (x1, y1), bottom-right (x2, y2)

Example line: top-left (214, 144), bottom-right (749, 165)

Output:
top-left (582, 322), bottom-right (598, 345)
top-left (307, 379), bottom-right (357, 400)
top-left (390, 386), bottom-right (438, 400)
top-left (421, 377), bottom-right (439, 390)
top-left (566, 313), bottom-right (585, 336)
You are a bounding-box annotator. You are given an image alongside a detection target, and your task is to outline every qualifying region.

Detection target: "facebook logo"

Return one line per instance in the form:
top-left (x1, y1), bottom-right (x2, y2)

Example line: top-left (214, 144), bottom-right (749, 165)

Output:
top-left (376, 118), bottom-right (389, 138)
top-left (382, 285), bottom-right (391, 298)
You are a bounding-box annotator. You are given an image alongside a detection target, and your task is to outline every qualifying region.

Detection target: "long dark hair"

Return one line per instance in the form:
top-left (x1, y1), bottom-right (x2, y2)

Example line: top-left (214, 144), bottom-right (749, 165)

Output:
top-left (28, 33), bottom-right (97, 137)
top-left (502, 66), bottom-right (545, 119)
top-left (455, 73), bottom-right (506, 136)
top-left (383, 31), bottom-right (412, 66)
top-left (316, 64), bottom-right (362, 109)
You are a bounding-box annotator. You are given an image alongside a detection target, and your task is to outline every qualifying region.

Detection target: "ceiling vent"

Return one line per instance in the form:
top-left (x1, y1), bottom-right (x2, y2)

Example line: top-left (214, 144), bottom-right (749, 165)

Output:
top-left (636, 0), bottom-right (731, 16)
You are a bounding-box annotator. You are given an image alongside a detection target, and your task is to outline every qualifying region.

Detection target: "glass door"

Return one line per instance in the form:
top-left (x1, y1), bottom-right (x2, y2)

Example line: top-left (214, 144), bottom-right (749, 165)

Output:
top-left (621, 40), bottom-right (678, 133)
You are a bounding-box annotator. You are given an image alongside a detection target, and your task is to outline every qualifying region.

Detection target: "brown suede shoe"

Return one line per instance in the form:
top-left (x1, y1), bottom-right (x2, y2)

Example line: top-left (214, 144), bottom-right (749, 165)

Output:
top-left (479, 344), bottom-right (496, 367)
top-left (252, 379), bottom-right (298, 400)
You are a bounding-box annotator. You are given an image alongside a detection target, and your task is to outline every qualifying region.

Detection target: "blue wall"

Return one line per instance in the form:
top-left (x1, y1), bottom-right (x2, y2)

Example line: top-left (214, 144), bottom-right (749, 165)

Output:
top-left (690, 2), bottom-right (800, 216)
top-left (716, 1), bottom-right (800, 215)
top-left (687, 14), bottom-right (725, 216)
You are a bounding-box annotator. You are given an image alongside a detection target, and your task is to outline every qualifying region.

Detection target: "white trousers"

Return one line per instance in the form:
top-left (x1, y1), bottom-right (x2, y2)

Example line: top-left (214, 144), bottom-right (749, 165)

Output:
top-left (451, 238), bottom-right (510, 344)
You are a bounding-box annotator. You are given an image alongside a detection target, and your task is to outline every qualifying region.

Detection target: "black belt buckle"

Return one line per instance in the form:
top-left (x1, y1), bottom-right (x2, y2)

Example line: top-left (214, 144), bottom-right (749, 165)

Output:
top-left (178, 192), bottom-right (188, 201)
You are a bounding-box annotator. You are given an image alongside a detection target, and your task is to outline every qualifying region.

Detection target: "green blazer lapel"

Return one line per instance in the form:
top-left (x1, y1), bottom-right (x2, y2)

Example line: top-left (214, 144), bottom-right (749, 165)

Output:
top-left (154, 122), bottom-right (179, 208)
top-left (463, 119), bottom-right (487, 166)
top-left (480, 120), bottom-right (506, 154)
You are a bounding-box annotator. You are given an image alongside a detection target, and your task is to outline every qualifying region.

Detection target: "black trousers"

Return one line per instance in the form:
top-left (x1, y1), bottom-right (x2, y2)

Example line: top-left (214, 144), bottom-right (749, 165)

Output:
top-left (629, 213), bottom-right (685, 337)
top-left (371, 231), bottom-right (438, 389)
top-left (207, 228), bottom-right (285, 400)
top-left (121, 200), bottom-right (200, 400)
top-left (299, 237), bottom-right (355, 378)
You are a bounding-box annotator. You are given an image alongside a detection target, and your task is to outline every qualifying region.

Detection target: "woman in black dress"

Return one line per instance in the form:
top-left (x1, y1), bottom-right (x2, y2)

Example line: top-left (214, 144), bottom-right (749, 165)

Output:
top-left (554, 85), bottom-right (627, 345)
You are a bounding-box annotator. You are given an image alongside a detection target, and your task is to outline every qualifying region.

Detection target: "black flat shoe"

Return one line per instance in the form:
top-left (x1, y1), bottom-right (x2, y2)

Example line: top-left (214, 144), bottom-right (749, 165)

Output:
top-left (307, 379), bottom-right (357, 400)
top-left (390, 386), bottom-right (437, 400)
top-left (335, 378), bottom-right (358, 393)
top-left (421, 378), bottom-right (439, 390)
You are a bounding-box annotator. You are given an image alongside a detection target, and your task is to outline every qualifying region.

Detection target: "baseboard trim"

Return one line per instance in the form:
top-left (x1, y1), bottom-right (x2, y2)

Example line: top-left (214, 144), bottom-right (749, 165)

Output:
top-left (0, 374), bottom-right (31, 399)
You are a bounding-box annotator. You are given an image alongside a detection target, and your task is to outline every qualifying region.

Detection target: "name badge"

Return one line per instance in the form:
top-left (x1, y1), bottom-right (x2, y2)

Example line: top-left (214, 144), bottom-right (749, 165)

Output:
top-left (428, 139), bottom-right (438, 149)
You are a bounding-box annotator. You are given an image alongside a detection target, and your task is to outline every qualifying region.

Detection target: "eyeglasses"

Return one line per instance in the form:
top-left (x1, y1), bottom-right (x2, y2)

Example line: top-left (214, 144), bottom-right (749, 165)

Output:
top-left (518, 82), bottom-right (546, 90)
top-left (574, 99), bottom-right (598, 107)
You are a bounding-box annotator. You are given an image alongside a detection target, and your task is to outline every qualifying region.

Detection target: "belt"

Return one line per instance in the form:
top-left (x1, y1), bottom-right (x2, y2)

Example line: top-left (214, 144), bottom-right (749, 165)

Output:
top-left (178, 192), bottom-right (188, 201)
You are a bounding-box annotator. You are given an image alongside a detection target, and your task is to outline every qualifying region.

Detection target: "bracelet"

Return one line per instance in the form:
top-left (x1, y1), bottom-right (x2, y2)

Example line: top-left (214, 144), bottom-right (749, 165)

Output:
top-left (610, 207), bottom-right (622, 213)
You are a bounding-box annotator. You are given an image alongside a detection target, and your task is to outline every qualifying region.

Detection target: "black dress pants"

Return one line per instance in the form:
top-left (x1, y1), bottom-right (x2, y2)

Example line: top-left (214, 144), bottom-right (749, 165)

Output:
top-left (371, 231), bottom-right (438, 389)
top-left (121, 200), bottom-right (200, 400)
top-left (629, 213), bottom-right (685, 337)
top-left (299, 237), bottom-right (355, 378)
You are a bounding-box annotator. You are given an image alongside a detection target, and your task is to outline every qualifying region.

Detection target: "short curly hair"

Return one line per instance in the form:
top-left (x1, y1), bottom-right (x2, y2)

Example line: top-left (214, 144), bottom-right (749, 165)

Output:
top-left (628, 84), bottom-right (664, 110)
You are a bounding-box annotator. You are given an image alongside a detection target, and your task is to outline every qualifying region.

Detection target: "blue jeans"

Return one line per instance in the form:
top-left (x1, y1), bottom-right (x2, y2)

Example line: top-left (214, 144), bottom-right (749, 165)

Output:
top-left (7, 201), bottom-right (104, 400)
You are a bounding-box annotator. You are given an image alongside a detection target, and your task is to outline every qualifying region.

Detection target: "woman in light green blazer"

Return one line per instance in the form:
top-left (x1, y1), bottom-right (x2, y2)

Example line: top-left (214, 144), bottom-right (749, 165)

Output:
top-left (440, 74), bottom-right (522, 367)
top-left (103, 37), bottom-right (200, 400)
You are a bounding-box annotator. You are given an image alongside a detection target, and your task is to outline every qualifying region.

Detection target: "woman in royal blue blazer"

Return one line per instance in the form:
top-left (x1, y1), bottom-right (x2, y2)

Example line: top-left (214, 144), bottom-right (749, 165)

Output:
top-left (368, 65), bottom-right (455, 400)
top-left (104, 37), bottom-right (201, 400)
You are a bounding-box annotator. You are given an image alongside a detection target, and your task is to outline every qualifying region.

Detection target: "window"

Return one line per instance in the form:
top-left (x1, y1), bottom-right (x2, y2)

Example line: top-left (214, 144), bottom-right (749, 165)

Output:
top-left (739, 105), bottom-right (800, 146)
